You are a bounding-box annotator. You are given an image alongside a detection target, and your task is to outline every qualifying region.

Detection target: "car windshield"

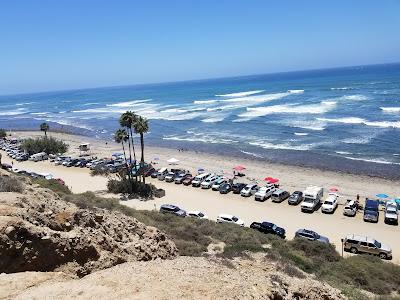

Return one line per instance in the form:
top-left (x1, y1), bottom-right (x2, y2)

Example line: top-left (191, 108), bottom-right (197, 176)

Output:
top-left (303, 197), bottom-right (314, 203)
top-left (374, 240), bottom-right (382, 248)
top-left (272, 224), bottom-right (277, 230)
top-left (324, 201), bottom-right (333, 205)
top-left (198, 212), bottom-right (204, 217)
top-left (232, 216), bottom-right (239, 222)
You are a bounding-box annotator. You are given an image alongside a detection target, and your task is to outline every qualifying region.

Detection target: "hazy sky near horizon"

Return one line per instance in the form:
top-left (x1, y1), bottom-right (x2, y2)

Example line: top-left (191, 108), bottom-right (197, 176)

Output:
top-left (1, 0), bottom-right (400, 95)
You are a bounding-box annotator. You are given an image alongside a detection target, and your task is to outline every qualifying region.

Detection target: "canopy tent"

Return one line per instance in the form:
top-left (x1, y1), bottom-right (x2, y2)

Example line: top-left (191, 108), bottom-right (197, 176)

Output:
top-left (167, 157), bottom-right (179, 165)
top-left (329, 187), bottom-right (339, 192)
top-left (376, 193), bottom-right (389, 199)
top-left (264, 177), bottom-right (279, 184)
top-left (233, 165), bottom-right (246, 171)
top-left (112, 152), bottom-right (123, 157)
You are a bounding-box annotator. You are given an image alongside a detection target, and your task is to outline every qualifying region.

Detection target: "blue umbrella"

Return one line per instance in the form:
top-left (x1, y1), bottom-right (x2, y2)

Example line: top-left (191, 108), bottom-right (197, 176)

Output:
top-left (376, 193), bottom-right (389, 198)
top-left (198, 167), bottom-right (205, 173)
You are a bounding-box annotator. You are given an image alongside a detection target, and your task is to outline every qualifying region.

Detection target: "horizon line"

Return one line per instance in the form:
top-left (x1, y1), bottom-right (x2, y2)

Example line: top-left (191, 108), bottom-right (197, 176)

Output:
top-left (1, 61), bottom-right (399, 98)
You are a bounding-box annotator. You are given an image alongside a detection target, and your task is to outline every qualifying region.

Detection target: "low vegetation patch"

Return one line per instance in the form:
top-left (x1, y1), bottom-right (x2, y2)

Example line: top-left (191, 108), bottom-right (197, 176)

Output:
top-left (0, 176), bottom-right (24, 192)
top-left (21, 136), bottom-right (68, 155)
top-left (33, 178), bottom-right (71, 195)
top-left (107, 178), bottom-right (156, 199)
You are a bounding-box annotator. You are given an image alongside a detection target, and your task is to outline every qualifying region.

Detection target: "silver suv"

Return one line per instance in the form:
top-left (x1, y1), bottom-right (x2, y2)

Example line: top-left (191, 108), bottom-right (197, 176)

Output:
top-left (342, 234), bottom-right (392, 260)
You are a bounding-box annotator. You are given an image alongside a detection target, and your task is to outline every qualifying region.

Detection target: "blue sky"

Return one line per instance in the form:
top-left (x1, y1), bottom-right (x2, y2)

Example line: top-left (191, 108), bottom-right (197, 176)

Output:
top-left (1, 0), bottom-right (399, 95)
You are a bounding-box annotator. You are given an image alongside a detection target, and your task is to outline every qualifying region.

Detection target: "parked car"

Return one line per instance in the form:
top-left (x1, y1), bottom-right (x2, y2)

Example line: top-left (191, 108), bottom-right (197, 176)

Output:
top-left (295, 229), bottom-right (329, 244)
top-left (343, 200), bottom-right (358, 217)
top-left (151, 170), bottom-right (159, 178)
top-left (174, 173), bottom-right (191, 184)
top-left (159, 204), bottom-right (186, 217)
top-left (201, 175), bottom-right (218, 189)
top-left (232, 183), bottom-right (247, 194)
top-left (385, 201), bottom-right (398, 225)
top-left (165, 171), bottom-right (177, 182)
top-left (301, 186), bottom-right (323, 213)
top-left (271, 189), bottom-right (290, 203)
top-left (240, 183), bottom-right (259, 197)
top-left (254, 186), bottom-right (275, 201)
top-left (342, 234), bottom-right (392, 260)
top-left (219, 182), bottom-right (232, 194)
top-left (321, 193), bottom-right (339, 213)
top-left (143, 167), bottom-right (156, 177)
top-left (363, 199), bottom-right (379, 223)
top-left (191, 173), bottom-right (210, 187)
top-left (182, 175), bottom-right (194, 186)
top-left (157, 168), bottom-right (169, 181)
top-left (288, 191), bottom-right (304, 205)
top-left (211, 178), bottom-right (227, 191)
top-left (187, 210), bottom-right (209, 220)
top-left (216, 214), bottom-right (244, 226)
top-left (250, 221), bottom-right (286, 238)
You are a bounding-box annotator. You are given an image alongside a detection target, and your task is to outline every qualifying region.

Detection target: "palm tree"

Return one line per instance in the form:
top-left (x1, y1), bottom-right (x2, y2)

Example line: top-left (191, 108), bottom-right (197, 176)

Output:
top-left (114, 128), bottom-right (130, 180)
top-left (134, 116), bottom-right (149, 184)
top-left (40, 122), bottom-right (49, 137)
top-left (119, 111), bottom-right (138, 180)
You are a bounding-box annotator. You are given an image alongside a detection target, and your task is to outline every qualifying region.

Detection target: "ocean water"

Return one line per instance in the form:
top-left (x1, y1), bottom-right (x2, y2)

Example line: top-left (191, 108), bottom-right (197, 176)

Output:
top-left (1, 63), bottom-right (400, 178)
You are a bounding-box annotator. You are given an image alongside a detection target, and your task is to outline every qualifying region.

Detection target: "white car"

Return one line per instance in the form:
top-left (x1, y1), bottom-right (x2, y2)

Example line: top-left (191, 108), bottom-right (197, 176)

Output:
top-left (192, 173), bottom-right (210, 187)
top-left (254, 185), bottom-right (275, 201)
top-left (187, 210), bottom-right (209, 220)
top-left (240, 183), bottom-right (259, 197)
top-left (321, 193), bottom-right (339, 213)
top-left (211, 178), bottom-right (227, 191)
top-left (201, 175), bottom-right (218, 189)
top-left (385, 202), bottom-right (398, 225)
top-left (216, 214), bottom-right (245, 226)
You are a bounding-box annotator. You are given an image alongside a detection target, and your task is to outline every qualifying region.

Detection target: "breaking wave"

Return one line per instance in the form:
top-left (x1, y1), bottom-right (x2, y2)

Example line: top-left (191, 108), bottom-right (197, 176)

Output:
top-left (381, 107), bottom-right (400, 113)
top-left (237, 101), bottom-right (337, 119)
top-left (344, 156), bottom-right (400, 165)
top-left (319, 117), bottom-right (400, 128)
top-left (249, 140), bottom-right (313, 151)
top-left (215, 90), bottom-right (265, 97)
top-left (106, 99), bottom-right (152, 107)
top-left (294, 132), bottom-right (309, 136)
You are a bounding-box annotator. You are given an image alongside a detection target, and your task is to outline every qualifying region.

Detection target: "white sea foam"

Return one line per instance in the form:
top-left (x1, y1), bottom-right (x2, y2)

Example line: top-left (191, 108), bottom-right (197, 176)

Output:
top-left (31, 112), bottom-right (50, 116)
top-left (239, 150), bottom-right (264, 158)
top-left (215, 90), bottom-right (265, 97)
top-left (335, 151), bottom-right (353, 155)
top-left (288, 89), bottom-right (304, 94)
top-left (380, 107), bottom-right (400, 113)
top-left (249, 140), bottom-right (313, 151)
top-left (163, 134), bottom-right (238, 144)
top-left (294, 132), bottom-right (309, 136)
top-left (342, 136), bottom-right (372, 144)
top-left (201, 116), bottom-right (226, 123)
top-left (341, 95), bottom-right (369, 101)
top-left (0, 109), bottom-right (27, 116)
top-left (83, 102), bottom-right (101, 106)
top-left (285, 120), bottom-right (327, 131)
top-left (364, 121), bottom-right (400, 128)
top-left (106, 99), bottom-right (151, 107)
top-left (317, 117), bottom-right (365, 124)
top-left (344, 156), bottom-right (400, 165)
top-left (193, 99), bottom-right (219, 105)
top-left (195, 92), bottom-right (291, 107)
top-left (238, 101), bottom-right (336, 119)
top-left (331, 87), bottom-right (352, 90)
top-left (15, 102), bottom-right (35, 106)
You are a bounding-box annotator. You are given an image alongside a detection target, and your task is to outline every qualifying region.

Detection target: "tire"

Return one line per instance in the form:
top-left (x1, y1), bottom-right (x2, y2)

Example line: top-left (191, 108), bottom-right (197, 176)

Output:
top-left (350, 247), bottom-right (358, 254)
top-left (379, 253), bottom-right (387, 260)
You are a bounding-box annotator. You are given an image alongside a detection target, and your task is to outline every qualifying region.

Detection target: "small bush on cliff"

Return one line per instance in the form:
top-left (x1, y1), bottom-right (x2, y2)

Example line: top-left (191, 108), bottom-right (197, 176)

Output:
top-left (0, 128), bottom-right (6, 139)
top-left (34, 178), bottom-right (71, 195)
top-left (0, 176), bottom-right (24, 192)
top-left (21, 136), bottom-right (68, 155)
top-left (107, 178), bottom-right (156, 198)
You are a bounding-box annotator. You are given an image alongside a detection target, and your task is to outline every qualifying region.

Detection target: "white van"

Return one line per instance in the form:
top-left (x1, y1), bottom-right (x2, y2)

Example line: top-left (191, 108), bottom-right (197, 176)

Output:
top-left (29, 152), bottom-right (48, 162)
top-left (301, 186), bottom-right (323, 212)
top-left (191, 173), bottom-right (210, 187)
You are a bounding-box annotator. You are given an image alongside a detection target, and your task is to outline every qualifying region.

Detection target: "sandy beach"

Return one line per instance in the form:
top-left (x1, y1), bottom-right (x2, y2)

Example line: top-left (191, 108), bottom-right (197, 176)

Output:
top-left (2, 131), bottom-right (400, 262)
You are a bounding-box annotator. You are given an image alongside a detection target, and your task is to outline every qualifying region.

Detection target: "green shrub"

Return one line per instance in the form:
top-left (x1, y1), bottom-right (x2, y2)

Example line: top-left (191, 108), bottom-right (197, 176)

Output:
top-left (0, 176), bottom-right (24, 192)
top-left (107, 178), bottom-right (156, 198)
top-left (21, 136), bottom-right (68, 155)
top-left (0, 129), bottom-right (6, 139)
top-left (33, 178), bottom-right (71, 195)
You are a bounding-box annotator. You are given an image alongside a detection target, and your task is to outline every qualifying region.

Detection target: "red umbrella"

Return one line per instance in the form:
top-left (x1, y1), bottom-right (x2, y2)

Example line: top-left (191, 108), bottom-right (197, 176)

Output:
top-left (329, 187), bottom-right (339, 192)
top-left (264, 176), bottom-right (274, 182)
top-left (269, 178), bottom-right (279, 184)
top-left (233, 165), bottom-right (246, 171)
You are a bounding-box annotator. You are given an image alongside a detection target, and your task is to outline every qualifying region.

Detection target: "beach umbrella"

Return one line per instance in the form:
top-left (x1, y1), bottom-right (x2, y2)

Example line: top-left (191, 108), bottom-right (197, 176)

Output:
top-left (153, 156), bottom-right (160, 161)
top-left (263, 176), bottom-right (274, 182)
top-left (269, 178), bottom-right (279, 184)
top-left (233, 165), bottom-right (246, 171)
top-left (329, 187), bottom-right (339, 192)
top-left (376, 193), bottom-right (389, 199)
top-left (112, 152), bottom-right (123, 157)
top-left (167, 157), bottom-right (179, 165)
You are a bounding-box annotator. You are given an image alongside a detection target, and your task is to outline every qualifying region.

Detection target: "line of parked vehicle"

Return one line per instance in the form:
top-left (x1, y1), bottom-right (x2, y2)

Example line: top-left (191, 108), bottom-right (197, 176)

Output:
top-left (151, 167), bottom-right (399, 225)
top-left (159, 203), bottom-right (393, 260)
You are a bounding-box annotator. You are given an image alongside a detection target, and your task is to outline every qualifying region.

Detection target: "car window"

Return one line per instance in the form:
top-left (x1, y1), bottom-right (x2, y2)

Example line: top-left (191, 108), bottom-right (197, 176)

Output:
top-left (346, 239), bottom-right (358, 244)
top-left (232, 216), bottom-right (239, 222)
top-left (374, 240), bottom-right (382, 248)
top-left (360, 242), bottom-right (368, 246)
top-left (368, 243), bottom-right (376, 248)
